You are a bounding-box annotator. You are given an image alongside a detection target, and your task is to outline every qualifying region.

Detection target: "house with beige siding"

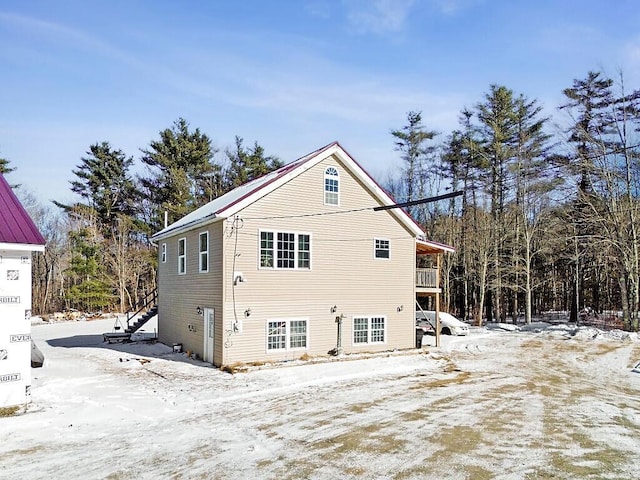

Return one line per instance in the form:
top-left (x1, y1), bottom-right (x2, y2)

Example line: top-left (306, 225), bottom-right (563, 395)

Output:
top-left (151, 142), bottom-right (453, 367)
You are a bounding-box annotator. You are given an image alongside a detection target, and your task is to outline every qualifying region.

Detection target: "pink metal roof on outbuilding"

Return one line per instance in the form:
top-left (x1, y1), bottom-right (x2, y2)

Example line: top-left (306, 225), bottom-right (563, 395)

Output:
top-left (0, 173), bottom-right (46, 249)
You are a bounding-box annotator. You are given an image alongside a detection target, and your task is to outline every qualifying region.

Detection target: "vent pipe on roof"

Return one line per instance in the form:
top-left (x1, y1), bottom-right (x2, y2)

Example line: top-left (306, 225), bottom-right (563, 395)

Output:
top-left (164, 211), bottom-right (168, 229)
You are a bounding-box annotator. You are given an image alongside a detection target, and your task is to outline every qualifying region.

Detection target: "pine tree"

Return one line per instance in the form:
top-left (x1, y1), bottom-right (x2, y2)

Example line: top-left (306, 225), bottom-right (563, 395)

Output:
top-left (225, 136), bottom-right (282, 189)
top-left (391, 111), bottom-right (438, 222)
top-left (560, 71), bottom-right (640, 326)
top-left (0, 155), bottom-right (19, 188)
top-left (55, 142), bottom-right (138, 233)
top-left (475, 85), bottom-right (518, 322)
top-left (139, 118), bottom-right (216, 232)
top-left (66, 228), bottom-right (113, 312)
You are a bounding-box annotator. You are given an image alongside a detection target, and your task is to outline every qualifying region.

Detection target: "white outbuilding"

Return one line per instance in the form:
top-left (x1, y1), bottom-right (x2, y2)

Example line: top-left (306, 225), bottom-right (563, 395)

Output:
top-left (0, 174), bottom-right (45, 409)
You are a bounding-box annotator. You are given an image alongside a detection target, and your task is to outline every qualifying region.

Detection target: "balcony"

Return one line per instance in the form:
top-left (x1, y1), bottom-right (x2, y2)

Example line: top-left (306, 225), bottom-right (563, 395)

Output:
top-left (416, 268), bottom-right (439, 292)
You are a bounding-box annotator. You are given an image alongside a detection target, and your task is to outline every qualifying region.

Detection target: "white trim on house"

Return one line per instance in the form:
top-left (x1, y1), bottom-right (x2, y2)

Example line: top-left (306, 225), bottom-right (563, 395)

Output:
top-left (0, 243), bottom-right (44, 252)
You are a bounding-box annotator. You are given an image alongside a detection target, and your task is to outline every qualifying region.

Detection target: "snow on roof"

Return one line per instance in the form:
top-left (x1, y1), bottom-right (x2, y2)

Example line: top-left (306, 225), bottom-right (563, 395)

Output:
top-left (0, 173), bottom-right (45, 250)
top-left (152, 141), bottom-right (425, 240)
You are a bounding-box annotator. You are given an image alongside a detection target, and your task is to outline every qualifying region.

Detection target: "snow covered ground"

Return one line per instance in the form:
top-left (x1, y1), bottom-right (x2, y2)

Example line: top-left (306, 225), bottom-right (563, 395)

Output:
top-left (2, 317), bottom-right (640, 479)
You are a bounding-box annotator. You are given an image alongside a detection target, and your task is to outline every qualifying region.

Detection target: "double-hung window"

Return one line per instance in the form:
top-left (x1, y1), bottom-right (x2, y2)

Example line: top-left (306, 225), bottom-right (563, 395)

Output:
top-left (374, 238), bottom-right (390, 259)
top-left (178, 238), bottom-right (186, 274)
top-left (353, 316), bottom-right (386, 345)
top-left (266, 319), bottom-right (308, 351)
top-left (260, 231), bottom-right (311, 270)
top-left (199, 232), bottom-right (209, 273)
top-left (161, 243), bottom-right (167, 263)
top-left (324, 166), bottom-right (339, 205)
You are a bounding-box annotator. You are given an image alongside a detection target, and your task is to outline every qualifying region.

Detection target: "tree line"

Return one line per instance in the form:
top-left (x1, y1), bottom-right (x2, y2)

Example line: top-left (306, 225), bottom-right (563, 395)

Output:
top-left (391, 70), bottom-right (640, 328)
top-left (3, 69), bottom-right (639, 329)
top-left (2, 118), bottom-right (281, 315)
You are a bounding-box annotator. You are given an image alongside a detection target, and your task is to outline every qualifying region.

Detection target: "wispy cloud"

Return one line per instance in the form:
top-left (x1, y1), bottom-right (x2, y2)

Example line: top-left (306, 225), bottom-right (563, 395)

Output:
top-left (344, 0), bottom-right (416, 35)
top-left (0, 12), bottom-right (143, 69)
top-left (431, 0), bottom-right (481, 15)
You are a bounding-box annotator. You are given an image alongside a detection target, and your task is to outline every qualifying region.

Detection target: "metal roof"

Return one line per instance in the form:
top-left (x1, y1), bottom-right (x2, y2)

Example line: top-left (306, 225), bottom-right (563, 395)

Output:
top-left (0, 174), bottom-right (46, 250)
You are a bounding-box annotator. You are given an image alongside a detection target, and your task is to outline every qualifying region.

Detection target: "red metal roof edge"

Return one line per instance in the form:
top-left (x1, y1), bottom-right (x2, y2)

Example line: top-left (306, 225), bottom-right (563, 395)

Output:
top-left (0, 174), bottom-right (46, 246)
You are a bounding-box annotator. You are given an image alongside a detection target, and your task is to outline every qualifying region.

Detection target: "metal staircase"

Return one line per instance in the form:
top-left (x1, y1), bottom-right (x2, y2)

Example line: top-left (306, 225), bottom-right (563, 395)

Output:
top-left (125, 289), bottom-right (158, 334)
top-left (103, 289), bottom-right (158, 343)
top-left (126, 305), bottom-right (157, 334)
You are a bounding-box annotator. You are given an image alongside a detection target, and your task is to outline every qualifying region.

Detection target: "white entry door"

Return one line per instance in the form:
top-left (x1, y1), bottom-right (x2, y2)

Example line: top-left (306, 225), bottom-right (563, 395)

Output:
top-left (203, 308), bottom-right (215, 364)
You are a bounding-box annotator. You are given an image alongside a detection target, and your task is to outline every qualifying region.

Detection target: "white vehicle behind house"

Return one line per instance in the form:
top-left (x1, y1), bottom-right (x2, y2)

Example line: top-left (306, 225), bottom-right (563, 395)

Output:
top-left (416, 310), bottom-right (469, 336)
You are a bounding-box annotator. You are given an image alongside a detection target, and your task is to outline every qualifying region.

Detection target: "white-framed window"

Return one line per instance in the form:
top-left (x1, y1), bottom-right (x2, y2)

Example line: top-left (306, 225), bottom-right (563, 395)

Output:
top-left (178, 237), bottom-right (186, 274)
top-left (266, 319), bottom-right (308, 351)
top-left (260, 231), bottom-right (274, 268)
top-left (374, 238), bottom-right (390, 259)
top-left (298, 234), bottom-right (310, 269)
top-left (260, 230), bottom-right (311, 270)
top-left (199, 231), bottom-right (209, 273)
top-left (353, 316), bottom-right (386, 345)
top-left (161, 243), bottom-right (167, 263)
top-left (324, 166), bottom-right (339, 205)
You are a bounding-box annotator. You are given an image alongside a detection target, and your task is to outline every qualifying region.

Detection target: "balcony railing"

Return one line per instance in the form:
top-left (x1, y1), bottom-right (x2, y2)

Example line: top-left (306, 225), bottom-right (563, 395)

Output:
top-left (416, 268), bottom-right (438, 288)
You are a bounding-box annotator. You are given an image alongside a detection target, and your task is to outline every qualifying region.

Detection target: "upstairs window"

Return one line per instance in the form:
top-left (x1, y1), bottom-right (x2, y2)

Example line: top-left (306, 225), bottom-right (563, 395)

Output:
top-left (324, 166), bottom-right (339, 205)
top-left (199, 232), bottom-right (209, 273)
top-left (260, 230), bottom-right (311, 270)
top-left (178, 238), bottom-right (186, 274)
top-left (260, 231), bottom-right (274, 268)
top-left (161, 243), bottom-right (167, 263)
top-left (298, 234), bottom-right (310, 269)
top-left (277, 232), bottom-right (295, 269)
top-left (375, 238), bottom-right (390, 259)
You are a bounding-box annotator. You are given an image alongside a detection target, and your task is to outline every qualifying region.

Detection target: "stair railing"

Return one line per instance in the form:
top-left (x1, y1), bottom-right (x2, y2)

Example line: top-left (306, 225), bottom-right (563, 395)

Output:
top-left (126, 288), bottom-right (158, 330)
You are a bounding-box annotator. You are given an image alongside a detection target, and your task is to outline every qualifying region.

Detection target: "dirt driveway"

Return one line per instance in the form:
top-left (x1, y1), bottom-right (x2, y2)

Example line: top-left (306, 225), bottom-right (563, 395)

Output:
top-left (2, 320), bottom-right (640, 479)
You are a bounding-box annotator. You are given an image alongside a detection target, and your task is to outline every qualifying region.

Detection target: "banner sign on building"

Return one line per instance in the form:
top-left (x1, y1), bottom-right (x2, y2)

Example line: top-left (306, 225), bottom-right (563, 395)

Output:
top-left (0, 296), bottom-right (20, 304)
top-left (0, 373), bottom-right (21, 383)
top-left (9, 334), bottom-right (31, 342)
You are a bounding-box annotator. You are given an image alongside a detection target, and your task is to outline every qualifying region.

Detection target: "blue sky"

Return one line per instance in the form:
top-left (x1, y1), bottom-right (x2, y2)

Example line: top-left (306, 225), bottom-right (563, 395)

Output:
top-left (1, 0), bottom-right (639, 204)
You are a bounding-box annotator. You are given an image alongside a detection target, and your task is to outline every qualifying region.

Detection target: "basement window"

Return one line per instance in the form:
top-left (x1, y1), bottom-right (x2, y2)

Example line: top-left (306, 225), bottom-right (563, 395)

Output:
top-left (266, 319), bottom-right (308, 351)
top-left (353, 316), bottom-right (386, 345)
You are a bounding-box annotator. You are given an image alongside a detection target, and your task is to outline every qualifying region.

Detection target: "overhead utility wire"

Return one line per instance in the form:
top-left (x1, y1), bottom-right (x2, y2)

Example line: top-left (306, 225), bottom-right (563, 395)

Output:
top-left (373, 191), bottom-right (464, 211)
top-left (241, 192), bottom-right (464, 220)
